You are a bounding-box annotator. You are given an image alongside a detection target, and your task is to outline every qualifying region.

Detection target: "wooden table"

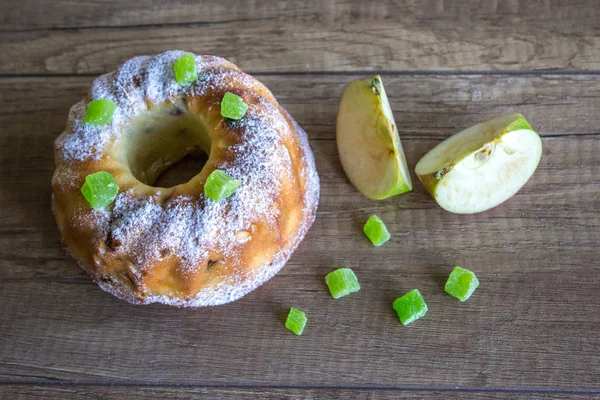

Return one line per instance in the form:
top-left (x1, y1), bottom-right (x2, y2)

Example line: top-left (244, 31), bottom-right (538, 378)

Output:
top-left (2, 1), bottom-right (599, 398)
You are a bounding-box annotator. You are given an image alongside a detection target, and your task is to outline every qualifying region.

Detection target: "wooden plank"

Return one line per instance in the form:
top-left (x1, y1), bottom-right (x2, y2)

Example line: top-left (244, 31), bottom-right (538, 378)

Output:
top-left (1, 253), bottom-right (600, 387)
top-left (2, 0), bottom-right (326, 30)
top-left (2, 385), bottom-right (598, 400)
top-left (0, 73), bottom-right (599, 388)
top-left (2, 0), bottom-right (599, 393)
top-left (1, 135), bottom-right (599, 281)
top-left (1, 74), bottom-right (599, 282)
top-left (2, 74), bottom-right (600, 142)
top-left (1, 0), bottom-right (600, 74)
top-left (1, 157), bottom-right (599, 388)
top-left (4, 0), bottom-right (597, 32)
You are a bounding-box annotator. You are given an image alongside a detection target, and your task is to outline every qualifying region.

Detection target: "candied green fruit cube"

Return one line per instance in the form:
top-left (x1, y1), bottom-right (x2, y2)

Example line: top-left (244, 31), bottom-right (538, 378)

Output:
top-left (204, 170), bottom-right (241, 202)
top-left (84, 99), bottom-right (117, 126)
top-left (221, 92), bottom-right (249, 120)
top-left (393, 289), bottom-right (428, 326)
top-left (81, 171), bottom-right (119, 210)
top-left (173, 53), bottom-right (198, 85)
top-left (445, 266), bottom-right (479, 301)
top-left (285, 307), bottom-right (307, 335)
top-left (325, 268), bottom-right (360, 299)
top-left (363, 215), bottom-right (391, 246)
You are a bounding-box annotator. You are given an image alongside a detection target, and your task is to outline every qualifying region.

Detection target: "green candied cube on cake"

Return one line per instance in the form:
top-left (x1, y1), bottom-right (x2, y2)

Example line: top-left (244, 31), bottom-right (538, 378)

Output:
top-left (325, 268), bottom-right (360, 299)
top-left (204, 170), bottom-right (241, 202)
top-left (445, 266), bottom-right (479, 301)
top-left (363, 215), bottom-right (391, 246)
top-left (393, 289), bottom-right (428, 326)
top-left (221, 92), bottom-right (249, 120)
top-left (81, 171), bottom-right (120, 210)
top-left (173, 53), bottom-right (198, 85)
top-left (84, 99), bottom-right (117, 126)
top-left (285, 307), bottom-right (307, 335)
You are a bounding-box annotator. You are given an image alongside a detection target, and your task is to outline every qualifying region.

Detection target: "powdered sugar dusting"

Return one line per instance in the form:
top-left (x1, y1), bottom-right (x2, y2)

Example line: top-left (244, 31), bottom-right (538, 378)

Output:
top-left (113, 56), bottom-right (151, 116)
top-left (72, 207), bottom-right (111, 242)
top-left (53, 51), bottom-right (320, 306)
top-left (192, 66), bottom-right (256, 99)
top-left (56, 100), bottom-right (113, 161)
top-left (56, 51), bottom-right (205, 163)
top-left (106, 105), bottom-right (291, 274)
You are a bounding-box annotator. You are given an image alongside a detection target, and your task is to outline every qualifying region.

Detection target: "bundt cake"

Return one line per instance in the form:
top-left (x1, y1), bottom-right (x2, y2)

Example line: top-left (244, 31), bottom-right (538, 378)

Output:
top-left (52, 51), bottom-right (319, 306)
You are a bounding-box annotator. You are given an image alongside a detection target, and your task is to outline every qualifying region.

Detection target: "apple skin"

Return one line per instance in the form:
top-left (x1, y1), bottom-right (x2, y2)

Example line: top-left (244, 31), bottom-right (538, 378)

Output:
top-left (415, 114), bottom-right (542, 214)
top-left (417, 169), bottom-right (445, 198)
top-left (336, 76), bottom-right (412, 200)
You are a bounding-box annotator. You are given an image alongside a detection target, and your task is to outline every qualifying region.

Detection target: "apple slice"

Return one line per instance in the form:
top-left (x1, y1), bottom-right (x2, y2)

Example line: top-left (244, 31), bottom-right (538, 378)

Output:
top-left (415, 114), bottom-right (542, 214)
top-left (336, 76), bottom-right (412, 200)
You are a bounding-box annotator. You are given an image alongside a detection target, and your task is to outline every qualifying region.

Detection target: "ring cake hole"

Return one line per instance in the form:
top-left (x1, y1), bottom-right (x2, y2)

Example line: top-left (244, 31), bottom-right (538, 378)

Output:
top-left (123, 101), bottom-right (211, 188)
top-left (153, 153), bottom-right (209, 188)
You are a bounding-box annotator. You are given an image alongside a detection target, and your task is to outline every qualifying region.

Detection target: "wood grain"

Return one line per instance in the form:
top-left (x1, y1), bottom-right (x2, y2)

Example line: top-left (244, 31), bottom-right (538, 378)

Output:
top-left (3, 74), bottom-right (600, 143)
top-left (2, 385), bottom-right (598, 400)
top-left (1, 75), bottom-right (599, 282)
top-left (5, 0), bottom-right (596, 31)
top-left (2, 0), bottom-right (600, 395)
top-left (2, 0), bottom-right (600, 74)
top-left (0, 74), bottom-right (599, 389)
top-left (2, 134), bottom-right (600, 281)
top-left (1, 255), bottom-right (600, 387)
